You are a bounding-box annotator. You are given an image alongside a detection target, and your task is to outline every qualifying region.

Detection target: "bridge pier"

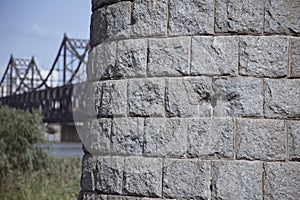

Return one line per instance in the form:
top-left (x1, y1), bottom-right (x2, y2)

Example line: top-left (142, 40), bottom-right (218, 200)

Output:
top-left (47, 123), bottom-right (80, 142)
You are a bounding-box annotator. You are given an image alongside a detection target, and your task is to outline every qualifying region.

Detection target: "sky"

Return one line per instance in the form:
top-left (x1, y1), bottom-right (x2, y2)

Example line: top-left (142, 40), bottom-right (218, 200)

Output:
top-left (0, 0), bottom-right (91, 77)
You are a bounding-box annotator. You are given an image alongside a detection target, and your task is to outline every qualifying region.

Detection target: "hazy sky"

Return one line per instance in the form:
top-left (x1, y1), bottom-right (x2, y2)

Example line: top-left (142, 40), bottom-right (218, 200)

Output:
top-left (0, 0), bottom-right (91, 77)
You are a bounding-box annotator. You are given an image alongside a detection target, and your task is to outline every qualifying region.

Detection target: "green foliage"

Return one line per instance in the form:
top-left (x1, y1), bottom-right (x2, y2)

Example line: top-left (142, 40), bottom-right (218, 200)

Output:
top-left (0, 157), bottom-right (82, 200)
top-left (0, 105), bottom-right (49, 177)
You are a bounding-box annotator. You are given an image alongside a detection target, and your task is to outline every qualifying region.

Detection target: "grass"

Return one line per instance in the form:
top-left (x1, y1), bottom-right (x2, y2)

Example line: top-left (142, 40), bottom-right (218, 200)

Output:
top-left (0, 156), bottom-right (82, 200)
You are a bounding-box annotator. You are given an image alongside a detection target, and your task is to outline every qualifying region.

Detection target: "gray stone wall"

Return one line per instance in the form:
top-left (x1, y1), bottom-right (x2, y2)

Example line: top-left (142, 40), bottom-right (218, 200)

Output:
top-left (79, 0), bottom-right (300, 199)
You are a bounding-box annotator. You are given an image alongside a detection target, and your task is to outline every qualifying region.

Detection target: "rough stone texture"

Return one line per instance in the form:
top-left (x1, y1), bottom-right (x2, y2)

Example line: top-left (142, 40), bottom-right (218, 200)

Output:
top-left (191, 36), bottom-right (238, 76)
top-left (212, 77), bottom-right (262, 117)
top-left (128, 79), bottom-right (165, 117)
top-left (148, 37), bottom-right (190, 77)
top-left (215, 0), bottom-right (263, 33)
top-left (111, 118), bottom-right (144, 155)
top-left (264, 79), bottom-right (300, 119)
top-left (132, 0), bottom-right (168, 37)
top-left (166, 77), bottom-right (212, 117)
top-left (124, 157), bottom-right (162, 197)
top-left (163, 159), bottom-right (211, 199)
top-left (80, 192), bottom-right (107, 200)
top-left (239, 36), bottom-right (288, 77)
top-left (92, 0), bottom-right (128, 11)
top-left (115, 39), bottom-right (147, 79)
top-left (107, 196), bottom-right (140, 200)
top-left (98, 80), bottom-right (127, 117)
top-left (87, 118), bottom-right (111, 155)
top-left (264, 0), bottom-right (300, 34)
top-left (187, 118), bottom-right (234, 158)
top-left (92, 41), bottom-right (116, 81)
top-left (236, 118), bottom-right (285, 161)
top-left (81, 155), bottom-right (97, 191)
top-left (288, 121), bottom-right (300, 161)
top-left (144, 118), bottom-right (186, 157)
top-left (95, 156), bottom-right (124, 194)
top-left (212, 161), bottom-right (263, 200)
top-left (90, 1), bottom-right (131, 47)
top-left (168, 0), bottom-right (214, 35)
top-left (265, 162), bottom-right (300, 200)
top-left (290, 38), bottom-right (300, 77)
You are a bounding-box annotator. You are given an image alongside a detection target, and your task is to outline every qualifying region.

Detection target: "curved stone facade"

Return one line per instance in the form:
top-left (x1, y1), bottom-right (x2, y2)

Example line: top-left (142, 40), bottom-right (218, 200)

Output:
top-left (79, 0), bottom-right (300, 199)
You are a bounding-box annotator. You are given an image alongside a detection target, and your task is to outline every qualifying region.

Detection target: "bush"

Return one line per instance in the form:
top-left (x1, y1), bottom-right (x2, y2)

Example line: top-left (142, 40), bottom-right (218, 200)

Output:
top-left (0, 105), bottom-right (49, 177)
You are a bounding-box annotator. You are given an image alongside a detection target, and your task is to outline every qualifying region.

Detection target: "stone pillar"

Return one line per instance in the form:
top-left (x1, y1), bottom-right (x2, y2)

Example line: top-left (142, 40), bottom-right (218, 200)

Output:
top-left (79, 0), bottom-right (300, 199)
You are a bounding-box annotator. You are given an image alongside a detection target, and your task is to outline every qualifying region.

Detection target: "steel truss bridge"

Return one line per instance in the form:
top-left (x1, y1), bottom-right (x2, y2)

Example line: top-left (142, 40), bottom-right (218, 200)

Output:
top-left (0, 34), bottom-right (89, 123)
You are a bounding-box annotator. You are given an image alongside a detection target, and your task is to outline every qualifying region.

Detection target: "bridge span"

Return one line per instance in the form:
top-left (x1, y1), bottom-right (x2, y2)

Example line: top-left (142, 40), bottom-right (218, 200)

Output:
top-left (0, 34), bottom-right (89, 141)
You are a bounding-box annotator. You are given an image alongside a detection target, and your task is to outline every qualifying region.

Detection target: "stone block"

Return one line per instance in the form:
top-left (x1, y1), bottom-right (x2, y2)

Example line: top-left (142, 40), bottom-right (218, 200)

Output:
top-left (132, 0), bottom-right (168, 37)
top-left (212, 161), bottom-right (263, 199)
top-left (93, 41), bottom-right (116, 80)
top-left (81, 154), bottom-right (97, 191)
top-left (148, 37), bottom-right (190, 77)
top-left (290, 38), bottom-right (300, 77)
top-left (86, 118), bottom-right (111, 155)
top-left (264, 79), bottom-right (300, 119)
top-left (144, 118), bottom-right (187, 157)
top-left (236, 118), bottom-right (285, 161)
top-left (191, 36), bottom-right (238, 76)
top-left (212, 77), bottom-right (262, 117)
top-left (90, 2), bottom-right (131, 46)
top-left (288, 121), bottom-right (300, 160)
top-left (239, 36), bottom-right (288, 77)
top-left (215, 0), bottom-right (263, 33)
top-left (264, 0), bottom-right (300, 34)
top-left (168, 0), bottom-right (214, 35)
top-left (187, 118), bottom-right (234, 158)
top-left (163, 159), bottom-right (211, 199)
top-left (92, 0), bottom-right (128, 11)
top-left (115, 39), bottom-right (147, 79)
top-left (95, 156), bottom-right (124, 194)
top-left (111, 118), bottom-right (144, 155)
top-left (166, 77), bottom-right (212, 117)
top-left (80, 192), bottom-right (107, 200)
top-left (87, 48), bottom-right (96, 81)
top-left (98, 80), bottom-right (127, 117)
top-left (124, 157), bottom-right (162, 197)
top-left (107, 196), bottom-right (140, 200)
top-left (265, 162), bottom-right (300, 200)
top-left (128, 79), bottom-right (165, 117)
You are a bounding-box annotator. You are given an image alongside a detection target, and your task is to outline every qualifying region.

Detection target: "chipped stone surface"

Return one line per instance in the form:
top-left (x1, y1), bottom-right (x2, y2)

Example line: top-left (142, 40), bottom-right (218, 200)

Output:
top-left (99, 80), bottom-right (127, 117)
top-left (124, 157), bottom-right (162, 197)
top-left (290, 38), bottom-right (300, 77)
top-left (93, 41), bottom-right (116, 80)
top-left (87, 118), bottom-right (111, 155)
top-left (187, 118), bottom-right (234, 158)
top-left (163, 159), bottom-right (211, 199)
top-left (132, 0), bottom-right (168, 37)
top-left (288, 121), bottom-right (300, 160)
top-left (144, 118), bottom-right (186, 157)
top-left (212, 161), bottom-right (263, 200)
top-left (191, 36), bottom-right (238, 76)
top-left (168, 0), bottom-right (214, 35)
top-left (95, 156), bottom-right (124, 194)
top-left (116, 39), bottom-right (147, 79)
top-left (239, 36), bottom-right (288, 77)
top-left (128, 78), bottom-right (165, 117)
top-left (264, 0), bottom-right (300, 34)
top-left (236, 118), bottom-right (285, 161)
top-left (90, 1), bottom-right (131, 46)
top-left (265, 162), bottom-right (300, 200)
top-left (81, 154), bottom-right (97, 191)
top-left (212, 77), bottom-right (262, 117)
top-left (111, 118), bottom-right (144, 155)
top-left (148, 37), bottom-right (190, 77)
top-left (215, 0), bottom-right (263, 33)
top-left (166, 77), bottom-right (212, 117)
top-left (264, 79), bottom-right (300, 119)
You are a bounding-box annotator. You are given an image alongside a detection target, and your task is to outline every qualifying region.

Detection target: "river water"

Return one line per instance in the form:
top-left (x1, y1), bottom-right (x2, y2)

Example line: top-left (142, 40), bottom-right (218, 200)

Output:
top-left (47, 142), bottom-right (84, 157)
